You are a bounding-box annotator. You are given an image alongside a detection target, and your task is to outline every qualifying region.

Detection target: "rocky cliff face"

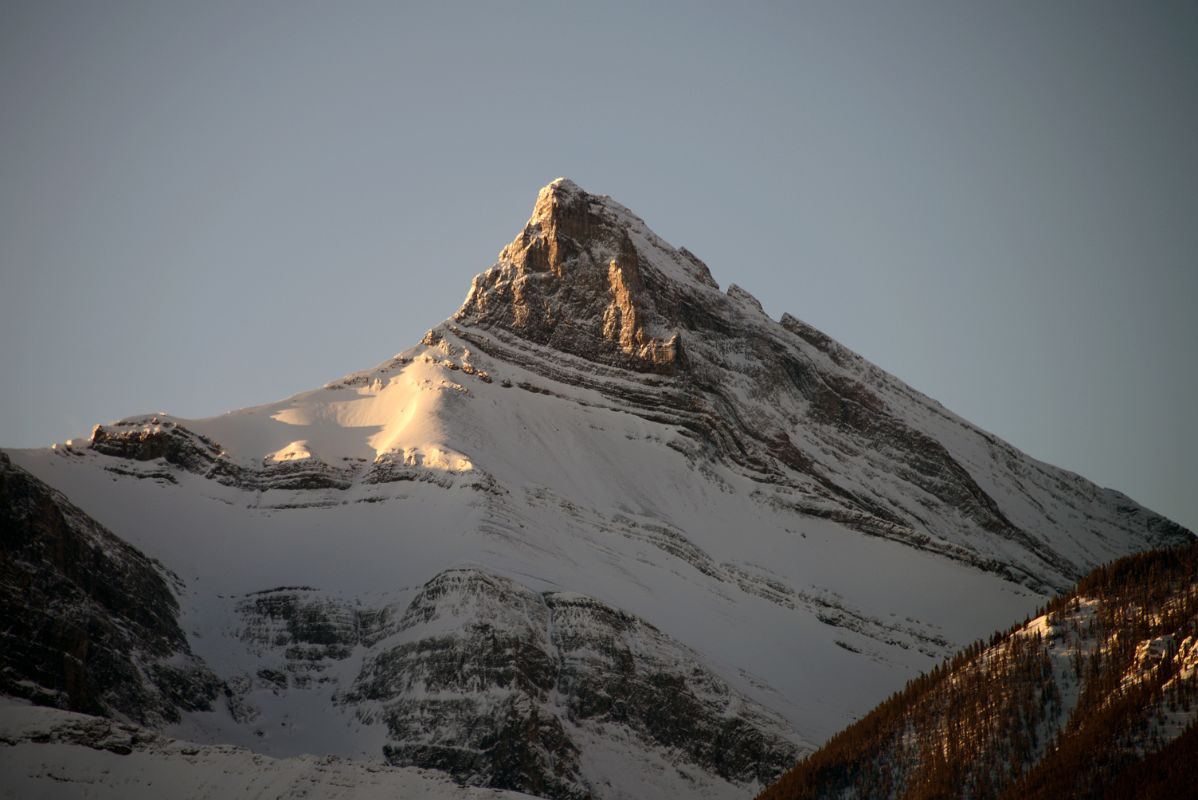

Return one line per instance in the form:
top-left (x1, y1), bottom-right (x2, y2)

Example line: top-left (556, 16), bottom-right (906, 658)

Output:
top-left (343, 569), bottom-right (798, 799)
top-left (196, 568), bottom-right (799, 799)
top-left (234, 587), bottom-right (385, 690)
top-left (89, 418), bottom-right (357, 491)
top-left (458, 179), bottom-right (698, 374)
top-left (0, 452), bottom-right (218, 725)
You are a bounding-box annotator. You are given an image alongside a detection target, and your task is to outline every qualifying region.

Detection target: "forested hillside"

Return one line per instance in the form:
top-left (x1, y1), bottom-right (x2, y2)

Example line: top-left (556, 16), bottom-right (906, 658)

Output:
top-left (758, 540), bottom-right (1198, 800)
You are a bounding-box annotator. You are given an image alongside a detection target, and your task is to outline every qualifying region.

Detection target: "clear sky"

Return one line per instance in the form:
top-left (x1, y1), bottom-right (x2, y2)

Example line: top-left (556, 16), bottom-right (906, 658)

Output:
top-left (2, 2), bottom-right (1195, 533)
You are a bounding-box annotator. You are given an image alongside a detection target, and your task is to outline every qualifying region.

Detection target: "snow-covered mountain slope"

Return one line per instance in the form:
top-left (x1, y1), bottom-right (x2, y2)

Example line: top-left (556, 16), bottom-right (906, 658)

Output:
top-left (3, 178), bottom-right (1191, 799)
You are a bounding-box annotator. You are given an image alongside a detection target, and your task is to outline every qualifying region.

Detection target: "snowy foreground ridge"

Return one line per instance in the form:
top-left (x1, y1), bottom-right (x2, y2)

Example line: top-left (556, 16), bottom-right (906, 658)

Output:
top-left (1, 179), bottom-right (1190, 800)
top-left (0, 703), bottom-right (537, 800)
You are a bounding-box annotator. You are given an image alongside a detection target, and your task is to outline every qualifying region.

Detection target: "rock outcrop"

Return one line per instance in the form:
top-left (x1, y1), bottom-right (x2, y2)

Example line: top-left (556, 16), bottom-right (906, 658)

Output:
top-left (343, 568), bottom-right (800, 799)
top-left (0, 452), bottom-right (218, 725)
top-left (457, 179), bottom-right (701, 374)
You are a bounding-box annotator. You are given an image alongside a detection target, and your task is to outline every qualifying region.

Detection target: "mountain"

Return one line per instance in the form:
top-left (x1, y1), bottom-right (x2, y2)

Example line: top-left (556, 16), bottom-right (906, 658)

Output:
top-left (1, 178), bottom-right (1190, 799)
top-left (756, 540), bottom-right (1198, 800)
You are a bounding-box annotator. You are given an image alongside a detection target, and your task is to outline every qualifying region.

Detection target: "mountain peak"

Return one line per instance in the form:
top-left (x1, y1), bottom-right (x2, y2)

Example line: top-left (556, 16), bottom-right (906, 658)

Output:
top-left (454, 179), bottom-right (716, 373)
top-left (542, 175), bottom-right (583, 194)
top-left (528, 178), bottom-right (584, 224)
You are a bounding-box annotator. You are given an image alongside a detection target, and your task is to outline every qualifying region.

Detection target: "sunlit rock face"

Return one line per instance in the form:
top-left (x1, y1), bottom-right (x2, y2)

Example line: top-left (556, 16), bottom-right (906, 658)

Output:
top-left (456, 179), bottom-right (696, 374)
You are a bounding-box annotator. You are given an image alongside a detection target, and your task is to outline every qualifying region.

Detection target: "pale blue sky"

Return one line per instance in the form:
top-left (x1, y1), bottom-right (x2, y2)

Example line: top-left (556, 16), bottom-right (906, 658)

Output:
top-left (2, 1), bottom-right (1195, 532)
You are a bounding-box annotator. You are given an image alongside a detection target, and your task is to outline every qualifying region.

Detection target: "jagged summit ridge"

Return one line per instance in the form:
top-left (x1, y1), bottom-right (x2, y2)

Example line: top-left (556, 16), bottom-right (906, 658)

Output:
top-left (520, 177), bottom-right (722, 292)
top-left (457, 178), bottom-right (729, 374)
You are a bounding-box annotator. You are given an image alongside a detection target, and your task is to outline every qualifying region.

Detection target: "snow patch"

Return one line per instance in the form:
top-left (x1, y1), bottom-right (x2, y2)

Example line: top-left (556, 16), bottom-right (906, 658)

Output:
top-left (264, 440), bottom-right (313, 463)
